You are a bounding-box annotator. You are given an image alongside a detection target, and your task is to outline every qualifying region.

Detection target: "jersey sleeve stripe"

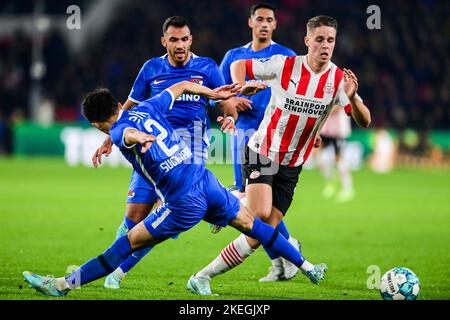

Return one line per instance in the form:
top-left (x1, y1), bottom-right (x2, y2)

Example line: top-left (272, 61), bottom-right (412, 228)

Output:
top-left (166, 89), bottom-right (176, 110)
top-left (344, 103), bottom-right (352, 115)
top-left (296, 63), bottom-right (311, 95)
top-left (333, 68), bottom-right (344, 99)
top-left (288, 117), bottom-right (317, 166)
top-left (280, 56), bottom-right (296, 90)
top-left (128, 96), bottom-right (141, 104)
top-left (122, 127), bottom-right (138, 149)
top-left (246, 59), bottom-right (255, 80)
top-left (314, 69), bottom-right (331, 98)
top-left (260, 107), bottom-right (283, 156)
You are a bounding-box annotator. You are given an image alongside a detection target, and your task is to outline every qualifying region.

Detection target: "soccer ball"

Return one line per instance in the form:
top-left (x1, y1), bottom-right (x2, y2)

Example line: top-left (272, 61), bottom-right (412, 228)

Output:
top-left (379, 267), bottom-right (420, 300)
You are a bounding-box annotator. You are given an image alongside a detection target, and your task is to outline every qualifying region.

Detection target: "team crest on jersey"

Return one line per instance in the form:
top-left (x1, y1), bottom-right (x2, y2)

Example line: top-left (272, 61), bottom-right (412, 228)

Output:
top-left (249, 170), bottom-right (261, 179)
top-left (190, 76), bottom-right (203, 85)
top-left (127, 190), bottom-right (135, 198)
top-left (324, 83), bottom-right (334, 95)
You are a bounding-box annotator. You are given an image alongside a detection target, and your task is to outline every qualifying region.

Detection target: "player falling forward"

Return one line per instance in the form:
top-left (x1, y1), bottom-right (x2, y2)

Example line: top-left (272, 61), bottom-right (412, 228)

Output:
top-left (92, 16), bottom-right (247, 289)
top-left (187, 15), bottom-right (371, 295)
top-left (219, 2), bottom-right (301, 282)
top-left (22, 80), bottom-right (324, 297)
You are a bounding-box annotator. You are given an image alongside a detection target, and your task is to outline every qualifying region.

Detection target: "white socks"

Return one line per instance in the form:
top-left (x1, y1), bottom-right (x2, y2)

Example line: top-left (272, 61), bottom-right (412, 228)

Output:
top-left (55, 267), bottom-right (126, 292)
top-left (55, 277), bottom-right (70, 291)
top-left (113, 267), bottom-right (126, 280)
top-left (196, 234), bottom-right (255, 279)
top-left (300, 260), bottom-right (314, 273)
top-left (271, 257), bottom-right (283, 268)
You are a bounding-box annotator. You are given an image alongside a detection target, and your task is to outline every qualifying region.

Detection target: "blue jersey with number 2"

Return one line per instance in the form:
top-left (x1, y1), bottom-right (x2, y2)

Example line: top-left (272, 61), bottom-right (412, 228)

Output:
top-left (110, 90), bottom-right (205, 202)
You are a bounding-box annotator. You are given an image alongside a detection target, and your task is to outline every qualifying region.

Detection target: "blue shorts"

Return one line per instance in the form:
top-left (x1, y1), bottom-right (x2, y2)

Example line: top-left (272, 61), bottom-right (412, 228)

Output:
top-left (143, 169), bottom-right (240, 240)
top-left (126, 170), bottom-right (159, 204)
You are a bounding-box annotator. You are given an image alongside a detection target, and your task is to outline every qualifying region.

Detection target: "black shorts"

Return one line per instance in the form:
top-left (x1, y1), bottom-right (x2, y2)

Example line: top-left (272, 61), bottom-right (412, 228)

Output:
top-left (320, 135), bottom-right (344, 157)
top-left (242, 146), bottom-right (302, 215)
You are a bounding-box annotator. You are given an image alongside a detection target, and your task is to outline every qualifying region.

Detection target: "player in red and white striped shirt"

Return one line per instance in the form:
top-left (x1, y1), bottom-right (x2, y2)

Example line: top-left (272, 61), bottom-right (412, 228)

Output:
top-left (245, 53), bottom-right (354, 166)
top-left (187, 15), bottom-right (371, 295)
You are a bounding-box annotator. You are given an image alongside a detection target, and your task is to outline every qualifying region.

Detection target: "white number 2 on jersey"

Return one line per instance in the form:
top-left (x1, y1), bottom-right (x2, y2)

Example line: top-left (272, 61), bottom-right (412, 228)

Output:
top-left (144, 119), bottom-right (179, 157)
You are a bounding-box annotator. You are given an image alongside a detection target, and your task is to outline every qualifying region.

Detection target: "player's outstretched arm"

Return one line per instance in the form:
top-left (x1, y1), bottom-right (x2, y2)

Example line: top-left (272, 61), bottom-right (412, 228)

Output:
top-left (123, 128), bottom-right (156, 153)
top-left (239, 82), bottom-right (268, 96)
top-left (230, 60), bottom-right (268, 96)
top-left (350, 95), bottom-right (371, 128)
top-left (343, 69), bottom-right (371, 128)
top-left (166, 81), bottom-right (241, 134)
top-left (230, 59), bottom-right (247, 85)
top-left (168, 81), bottom-right (240, 101)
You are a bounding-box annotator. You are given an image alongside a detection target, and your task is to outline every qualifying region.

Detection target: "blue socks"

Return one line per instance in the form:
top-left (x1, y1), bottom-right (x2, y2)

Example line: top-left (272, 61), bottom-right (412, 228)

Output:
top-left (119, 247), bottom-right (153, 273)
top-left (247, 218), bottom-right (304, 267)
top-left (117, 216), bottom-right (153, 274)
top-left (65, 235), bottom-right (132, 288)
top-left (263, 220), bottom-right (290, 259)
top-left (65, 214), bottom-right (154, 288)
top-left (63, 217), bottom-right (300, 288)
top-left (124, 216), bottom-right (137, 230)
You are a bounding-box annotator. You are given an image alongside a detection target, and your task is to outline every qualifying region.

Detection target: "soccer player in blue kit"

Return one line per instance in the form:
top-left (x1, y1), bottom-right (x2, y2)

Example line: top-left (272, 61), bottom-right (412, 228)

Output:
top-left (220, 3), bottom-right (296, 192)
top-left (91, 16), bottom-right (250, 289)
top-left (206, 3), bottom-right (302, 283)
top-left (22, 80), bottom-right (327, 297)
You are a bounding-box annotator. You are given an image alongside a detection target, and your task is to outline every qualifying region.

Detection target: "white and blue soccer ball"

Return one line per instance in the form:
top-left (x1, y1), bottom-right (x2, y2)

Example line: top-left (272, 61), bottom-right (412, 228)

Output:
top-left (379, 267), bottom-right (420, 300)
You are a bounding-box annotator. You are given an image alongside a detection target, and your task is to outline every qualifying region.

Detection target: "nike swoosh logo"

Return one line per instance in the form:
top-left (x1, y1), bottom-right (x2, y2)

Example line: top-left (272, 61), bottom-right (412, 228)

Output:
top-left (154, 79), bottom-right (166, 85)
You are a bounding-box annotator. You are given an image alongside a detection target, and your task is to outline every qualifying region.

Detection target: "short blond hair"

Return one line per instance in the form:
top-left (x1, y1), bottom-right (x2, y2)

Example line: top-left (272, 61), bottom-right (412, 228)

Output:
top-left (307, 15), bottom-right (338, 34)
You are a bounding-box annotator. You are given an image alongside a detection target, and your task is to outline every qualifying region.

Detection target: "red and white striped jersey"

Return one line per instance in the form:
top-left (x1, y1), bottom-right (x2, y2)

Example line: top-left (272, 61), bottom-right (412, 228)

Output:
top-left (245, 54), bottom-right (352, 167)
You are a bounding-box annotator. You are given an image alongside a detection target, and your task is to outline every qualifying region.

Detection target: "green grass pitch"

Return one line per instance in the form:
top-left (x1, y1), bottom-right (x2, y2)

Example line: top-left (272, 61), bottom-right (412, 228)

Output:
top-left (0, 157), bottom-right (449, 300)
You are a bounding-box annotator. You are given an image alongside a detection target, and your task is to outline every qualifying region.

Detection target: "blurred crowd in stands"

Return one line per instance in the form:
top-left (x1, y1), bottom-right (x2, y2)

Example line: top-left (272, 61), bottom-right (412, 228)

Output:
top-left (0, 0), bottom-right (449, 156)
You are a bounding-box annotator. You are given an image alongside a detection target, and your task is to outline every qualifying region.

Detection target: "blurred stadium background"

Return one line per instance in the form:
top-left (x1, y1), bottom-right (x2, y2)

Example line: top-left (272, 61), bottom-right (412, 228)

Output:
top-left (1, 0), bottom-right (449, 166)
top-left (0, 0), bottom-right (449, 300)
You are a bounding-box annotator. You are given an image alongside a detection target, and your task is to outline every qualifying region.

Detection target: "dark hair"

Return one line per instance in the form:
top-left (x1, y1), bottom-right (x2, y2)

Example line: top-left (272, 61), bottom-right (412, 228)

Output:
top-left (162, 16), bottom-right (191, 34)
top-left (249, 2), bottom-right (277, 17)
top-left (81, 88), bottom-right (117, 122)
top-left (307, 15), bottom-right (338, 33)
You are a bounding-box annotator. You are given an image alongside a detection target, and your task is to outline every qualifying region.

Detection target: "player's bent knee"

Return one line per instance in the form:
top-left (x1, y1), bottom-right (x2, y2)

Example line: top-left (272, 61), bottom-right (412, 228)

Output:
top-left (126, 202), bottom-right (155, 223)
top-left (230, 206), bottom-right (254, 233)
top-left (126, 222), bottom-right (157, 250)
top-left (249, 205), bottom-right (272, 221)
